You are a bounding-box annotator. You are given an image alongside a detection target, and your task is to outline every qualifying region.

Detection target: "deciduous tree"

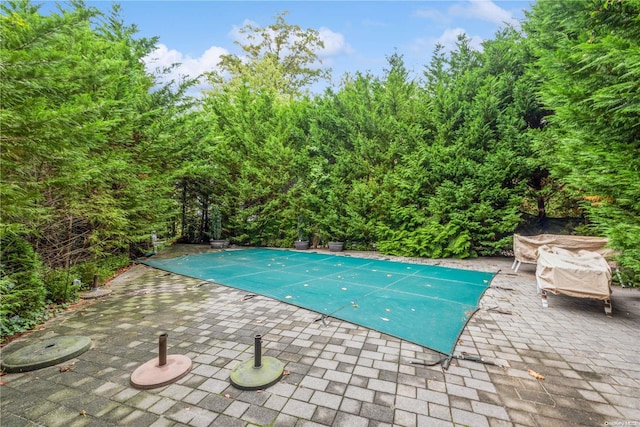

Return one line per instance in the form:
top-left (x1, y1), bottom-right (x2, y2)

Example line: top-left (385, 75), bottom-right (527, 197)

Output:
top-left (213, 11), bottom-right (329, 98)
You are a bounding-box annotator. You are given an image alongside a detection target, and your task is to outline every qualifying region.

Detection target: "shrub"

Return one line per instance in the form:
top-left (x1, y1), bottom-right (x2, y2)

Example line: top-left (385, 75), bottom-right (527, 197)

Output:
top-left (42, 268), bottom-right (81, 304)
top-left (0, 231), bottom-right (46, 338)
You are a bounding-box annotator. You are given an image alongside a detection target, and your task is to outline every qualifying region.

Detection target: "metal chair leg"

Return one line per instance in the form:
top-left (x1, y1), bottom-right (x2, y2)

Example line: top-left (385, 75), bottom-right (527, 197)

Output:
top-left (604, 299), bottom-right (612, 316)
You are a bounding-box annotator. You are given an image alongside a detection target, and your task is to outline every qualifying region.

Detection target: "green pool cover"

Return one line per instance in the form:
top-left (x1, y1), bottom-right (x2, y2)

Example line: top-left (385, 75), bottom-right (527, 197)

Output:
top-left (142, 248), bottom-right (496, 355)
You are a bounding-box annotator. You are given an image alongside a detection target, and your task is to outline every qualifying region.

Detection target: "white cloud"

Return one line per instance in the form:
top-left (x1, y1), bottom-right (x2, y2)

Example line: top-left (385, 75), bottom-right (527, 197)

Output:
top-left (449, 0), bottom-right (516, 26)
top-left (411, 28), bottom-right (483, 59)
top-left (435, 28), bottom-right (484, 52)
top-left (317, 27), bottom-right (353, 58)
top-left (229, 19), bottom-right (258, 47)
top-left (228, 20), bottom-right (352, 68)
top-left (414, 8), bottom-right (447, 22)
top-left (415, 1), bottom-right (517, 27)
top-left (143, 43), bottom-right (228, 86)
top-left (230, 20), bottom-right (352, 59)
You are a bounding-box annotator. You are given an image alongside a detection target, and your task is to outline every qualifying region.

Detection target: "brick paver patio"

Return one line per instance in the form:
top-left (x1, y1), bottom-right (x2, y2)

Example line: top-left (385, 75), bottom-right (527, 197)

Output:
top-left (2, 245), bottom-right (639, 427)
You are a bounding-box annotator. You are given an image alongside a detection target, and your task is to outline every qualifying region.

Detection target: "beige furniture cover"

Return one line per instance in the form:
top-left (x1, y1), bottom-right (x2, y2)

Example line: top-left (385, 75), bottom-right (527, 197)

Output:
top-left (536, 245), bottom-right (612, 300)
top-left (513, 233), bottom-right (613, 265)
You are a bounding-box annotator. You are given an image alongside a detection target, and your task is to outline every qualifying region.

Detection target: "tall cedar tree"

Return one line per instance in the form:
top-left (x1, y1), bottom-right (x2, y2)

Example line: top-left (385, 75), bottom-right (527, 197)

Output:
top-left (525, 0), bottom-right (640, 278)
top-left (1, 0), bottom-right (190, 337)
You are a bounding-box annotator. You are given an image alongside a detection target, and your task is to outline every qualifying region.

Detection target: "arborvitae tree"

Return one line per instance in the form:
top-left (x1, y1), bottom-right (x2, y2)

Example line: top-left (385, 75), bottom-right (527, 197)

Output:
top-left (525, 0), bottom-right (640, 279)
top-left (199, 81), bottom-right (309, 246)
top-left (304, 55), bottom-right (423, 247)
top-left (1, 0), bottom-right (186, 263)
top-left (0, 231), bottom-right (45, 337)
top-left (378, 32), bottom-right (542, 257)
top-left (190, 11), bottom-right (329, 246)
top-left (172, 110), bottom-right (223, 243)
top-left (1, 0), bottom-right (190, 337)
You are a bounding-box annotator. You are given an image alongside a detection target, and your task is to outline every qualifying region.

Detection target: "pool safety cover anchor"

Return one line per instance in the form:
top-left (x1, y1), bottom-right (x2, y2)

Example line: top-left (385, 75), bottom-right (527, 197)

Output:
top-left (130, 333), bottom-right (192, 389)
top-left (79, 274), bottom-right (112, 299)
top-left (314, 314), bottom-right (330, 326)
top-left (229, 334), bottom-right (284, 390)
top-left (410, 352), bottom-right (498, 370)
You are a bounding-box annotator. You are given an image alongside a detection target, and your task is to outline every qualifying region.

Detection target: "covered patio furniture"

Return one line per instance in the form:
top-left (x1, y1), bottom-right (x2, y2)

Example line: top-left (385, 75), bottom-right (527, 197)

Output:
top-left (535, 245), bottom-right (613, 315)
top-left (512, 233), bottom-right (612, 272)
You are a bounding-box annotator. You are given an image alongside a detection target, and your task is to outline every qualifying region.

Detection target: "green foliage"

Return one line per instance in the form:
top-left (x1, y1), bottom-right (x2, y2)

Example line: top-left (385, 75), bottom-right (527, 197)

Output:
top-left (3, 0), bottom-right (637, 298)
top-left (80, 254), bottom-right (129, 284)
top-left (190, 43), bottom-right (543, 258)
top-left (213, 11), bottom-right (329, 98)
top-left (0, 0), bottom-right (192, 338)
top-left (525, 0), bottom-right (640, 281)
top-left (375, 34), bottom-right (539, 258)
top-left (194, 82), bottom-right (310, 246)
top-left (1, 0), bottom-right (188, 264)
top-left (41, 269), bottom-right (81, 305)
top-left (211, 206), bottom-right (223, 241)
top-left (0, 230), bottom-right (130, 340)
top-left (0, 230), bottom-right (46, 337)
top-left (377, 221), bottom-right (472, 258)
top-left (297, 215), bottom-right (308, 241)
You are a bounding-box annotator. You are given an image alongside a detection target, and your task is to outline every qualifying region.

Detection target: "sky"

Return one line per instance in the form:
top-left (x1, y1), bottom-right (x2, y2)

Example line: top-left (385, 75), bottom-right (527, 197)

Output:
top-left (44, 1), bottom-right (534, 93)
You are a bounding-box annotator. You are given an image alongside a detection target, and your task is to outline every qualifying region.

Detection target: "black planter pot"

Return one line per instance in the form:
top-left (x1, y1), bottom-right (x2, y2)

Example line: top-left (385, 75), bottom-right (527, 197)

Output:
top-left (328, 241), bottom-right (344, 252)
top-left (294, 241), bottom-right (310, 250)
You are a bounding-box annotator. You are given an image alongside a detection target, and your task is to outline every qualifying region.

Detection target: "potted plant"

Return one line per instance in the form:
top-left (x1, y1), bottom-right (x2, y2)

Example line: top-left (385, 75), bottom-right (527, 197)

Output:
top-left (294, 215), bottom-right (310, 250)
top-left (328, 240), bottom-right (344, 252)
top-left (209, 206), bottom-right (229, 249)
top-left (327, 222), bottom-right (346, 251)
top-left (315, 183), bottom-right (349, 252)
top-left (323, 209), bottom-right (347, 252)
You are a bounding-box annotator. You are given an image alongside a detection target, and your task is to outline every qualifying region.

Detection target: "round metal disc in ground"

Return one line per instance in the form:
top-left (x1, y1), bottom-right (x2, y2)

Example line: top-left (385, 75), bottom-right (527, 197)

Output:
top-left (130, 355), bottom-right (192, 389)
top-left (229, 357), bottom-right (285, 391)
top-left (1, 335), bottom-right (91, 373)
